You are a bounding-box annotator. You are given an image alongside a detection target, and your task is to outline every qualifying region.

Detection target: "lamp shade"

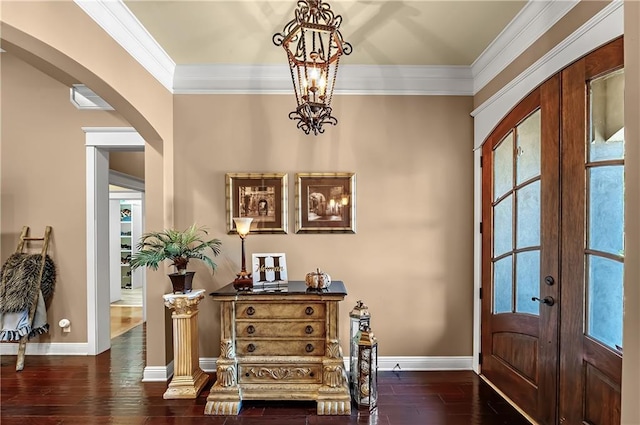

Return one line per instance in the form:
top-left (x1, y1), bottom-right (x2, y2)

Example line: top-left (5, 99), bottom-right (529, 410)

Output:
top-left (233, 217), bottom-right (253, 237)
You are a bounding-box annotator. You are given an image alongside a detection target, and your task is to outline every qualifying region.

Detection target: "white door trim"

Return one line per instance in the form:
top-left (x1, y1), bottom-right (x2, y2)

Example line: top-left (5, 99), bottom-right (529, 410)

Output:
top-left (84, 127), bottom-right (144, 355)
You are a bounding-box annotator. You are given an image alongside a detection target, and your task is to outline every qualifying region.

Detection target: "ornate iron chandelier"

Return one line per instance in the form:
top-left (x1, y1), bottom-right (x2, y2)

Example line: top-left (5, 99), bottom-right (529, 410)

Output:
top-left (273, 0), bottom-right (352, 136)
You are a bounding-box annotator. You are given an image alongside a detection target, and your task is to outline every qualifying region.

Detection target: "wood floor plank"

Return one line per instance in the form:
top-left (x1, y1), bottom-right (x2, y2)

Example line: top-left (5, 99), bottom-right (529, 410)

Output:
top-left (0, 324), bottom-right (531, 424)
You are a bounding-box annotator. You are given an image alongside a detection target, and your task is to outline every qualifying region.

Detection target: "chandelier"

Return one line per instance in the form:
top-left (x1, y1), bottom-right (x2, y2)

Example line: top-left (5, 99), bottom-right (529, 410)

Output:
top-left (273, 0), bottom-right (352, 136)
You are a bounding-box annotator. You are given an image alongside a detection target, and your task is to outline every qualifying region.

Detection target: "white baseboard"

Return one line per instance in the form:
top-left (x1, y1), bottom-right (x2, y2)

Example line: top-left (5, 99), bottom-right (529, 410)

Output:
top-left (0, 342), bottom-right (89, 355)
top-left (0, 345), bottom-right (473, 379)
top-left (142, 360), bottom-right (173, 382)
top-left (200, 357), bottom-right (217, 373)
top-left (200, 356), bottom-right (473, 373)
top-left (375, 356), bottom-right (473, 371)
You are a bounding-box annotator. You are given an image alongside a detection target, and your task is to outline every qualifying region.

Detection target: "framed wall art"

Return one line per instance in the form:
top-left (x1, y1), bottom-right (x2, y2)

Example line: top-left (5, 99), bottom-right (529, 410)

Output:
top-left (295, 172), bottom-right (356, 234)
top-left (226, 173), bottom-right (288, 234)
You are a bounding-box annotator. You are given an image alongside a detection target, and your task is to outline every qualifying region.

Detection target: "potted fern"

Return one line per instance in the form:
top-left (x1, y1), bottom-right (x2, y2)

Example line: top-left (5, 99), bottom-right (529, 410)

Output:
top-left (129, 224), bottom-right (222, 293)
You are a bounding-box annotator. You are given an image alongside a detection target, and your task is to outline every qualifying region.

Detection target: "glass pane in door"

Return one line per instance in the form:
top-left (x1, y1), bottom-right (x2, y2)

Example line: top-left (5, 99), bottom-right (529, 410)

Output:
top-left (587, 255), bottom-right (623, 349)
top-left (516, 181), bottom-right (540, 249)
top-left (516, 110), bottom-right (541, 184)
top-left (494, 133), bottom-right (513, 200)
top-left (494, 256), bottom-right (513, 314)
top-left (589, 70), bottom-right (624, 162)
top-left (588, 166), bottom-right (624, 255)
top-left (585, 69), bottom-right (625, 351)
top-left (516, 250), bottom-right (540, 315)
top-left (494, 196), bottom-right (513, 257)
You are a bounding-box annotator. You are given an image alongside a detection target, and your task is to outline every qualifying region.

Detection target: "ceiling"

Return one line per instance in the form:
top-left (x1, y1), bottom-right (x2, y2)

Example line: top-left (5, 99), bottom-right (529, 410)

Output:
top-left (122, 1), bottom-right (526, 67)
top-left (74, 0), bottom-right (580, 95)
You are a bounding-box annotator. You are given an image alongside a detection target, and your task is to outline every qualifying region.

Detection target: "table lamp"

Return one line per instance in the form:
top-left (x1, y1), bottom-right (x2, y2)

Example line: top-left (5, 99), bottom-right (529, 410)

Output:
top-left (233, 217), bottom-right (253, 290)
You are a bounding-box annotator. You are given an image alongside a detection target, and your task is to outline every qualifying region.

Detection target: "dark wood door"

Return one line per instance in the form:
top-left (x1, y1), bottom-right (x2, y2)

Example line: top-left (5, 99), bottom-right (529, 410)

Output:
top-left (481, 75), bottom-right (560, 425)
top-left (481, 38), bottom-right (624, 425)
top-left (559, 38), bottom-right (624, 425)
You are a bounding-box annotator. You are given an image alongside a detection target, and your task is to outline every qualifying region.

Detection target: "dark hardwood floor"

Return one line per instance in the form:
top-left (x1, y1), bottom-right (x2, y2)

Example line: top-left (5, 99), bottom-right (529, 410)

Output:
top-left (1, 325), bottom-right (531, 424)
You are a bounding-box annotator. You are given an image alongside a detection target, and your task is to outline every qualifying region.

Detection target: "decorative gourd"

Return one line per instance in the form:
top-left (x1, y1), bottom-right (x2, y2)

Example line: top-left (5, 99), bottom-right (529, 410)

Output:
top-left (305, 268), bottom-right (331, 290)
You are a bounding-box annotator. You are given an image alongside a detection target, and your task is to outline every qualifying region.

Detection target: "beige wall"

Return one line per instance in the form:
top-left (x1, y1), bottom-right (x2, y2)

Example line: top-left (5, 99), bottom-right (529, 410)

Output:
top-left (622, 2), bottom-right (640, 423)
top-left (1, 0), bottom-right (175, 366)
top-left (174, 94), bottom-right (475, 357)
top-left (110, 152), bottom-right (145, 180)
top-left (0, 53), bottom-right (129, 343)
top-left (0, 11), bottom-right (475, 362)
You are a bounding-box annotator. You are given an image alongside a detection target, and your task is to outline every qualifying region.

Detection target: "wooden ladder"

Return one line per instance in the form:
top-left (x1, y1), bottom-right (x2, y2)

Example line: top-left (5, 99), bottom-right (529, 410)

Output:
top-left (13, 226), bottom-right (53, 371)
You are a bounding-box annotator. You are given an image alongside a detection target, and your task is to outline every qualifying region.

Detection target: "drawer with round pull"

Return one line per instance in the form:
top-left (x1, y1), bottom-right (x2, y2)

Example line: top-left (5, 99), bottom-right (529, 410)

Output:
top-left (238, 363), bottom-right (322, 384)
top-left (236, 339), bottom-right (325, 356)
top-left (236, 302), bottom-right (325, 319)
top-left (236, 321), bottom-right (326, 338)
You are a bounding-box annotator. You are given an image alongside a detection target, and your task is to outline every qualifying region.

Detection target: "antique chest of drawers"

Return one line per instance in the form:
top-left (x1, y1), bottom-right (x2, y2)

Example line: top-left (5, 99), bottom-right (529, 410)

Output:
top-left (205, 281), bottom-right (350, 416)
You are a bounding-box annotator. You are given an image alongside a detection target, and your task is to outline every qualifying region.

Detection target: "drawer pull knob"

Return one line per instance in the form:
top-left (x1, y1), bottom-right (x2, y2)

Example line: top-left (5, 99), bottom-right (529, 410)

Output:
top-left (305, 344), bottom-right (314, 353)
top-left (245, 373), bottom-right (250, 377)
top-left (247, 325), bottom-right (255, 334)
top-left (310, 372), bottom-right (315, 377)
top-left (246, 306), bottom-right (255, 316)
top-left (305, 306), bottom-right (314, 315)
top-left (305, 325), bottom-right (314, 334)
top-left (247, 343), bottom-right (256, 352)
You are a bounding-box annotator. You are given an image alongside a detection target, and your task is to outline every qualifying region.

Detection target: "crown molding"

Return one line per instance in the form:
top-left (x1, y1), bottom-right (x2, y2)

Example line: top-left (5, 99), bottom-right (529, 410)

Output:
top-left (471, 0), bottom-right (579, 94)
top-left (74, 0), bottom-right (175, 91)
top-left (472, 1), bottom-right (623, 148)
top-left (75, 0), bottom-right (579, 96)
top-left (173, 64), bottom-right (474, 96)
top-left (331, 65), bottom-right (474, 96)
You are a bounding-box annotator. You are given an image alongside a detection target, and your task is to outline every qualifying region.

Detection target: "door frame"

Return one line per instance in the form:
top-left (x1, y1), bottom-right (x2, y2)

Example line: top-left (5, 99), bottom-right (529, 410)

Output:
top-left (471, 1), bottom-right (623, 374)
top-left (84, 127), bottom-right (144, 355)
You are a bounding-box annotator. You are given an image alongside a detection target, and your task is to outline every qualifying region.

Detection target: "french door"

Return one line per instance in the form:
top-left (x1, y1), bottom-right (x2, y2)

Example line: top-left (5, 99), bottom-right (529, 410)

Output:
top-left (481, 38), bottom-right (624, 425)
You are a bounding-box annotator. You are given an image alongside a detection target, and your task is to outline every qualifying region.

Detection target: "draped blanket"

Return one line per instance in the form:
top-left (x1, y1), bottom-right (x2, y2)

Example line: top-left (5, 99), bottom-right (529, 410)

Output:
top-left (0, 252), bottom-right (56, 341)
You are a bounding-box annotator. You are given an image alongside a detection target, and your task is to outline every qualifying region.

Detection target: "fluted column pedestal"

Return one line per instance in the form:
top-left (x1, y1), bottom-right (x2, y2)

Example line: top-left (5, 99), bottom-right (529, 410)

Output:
top-left (162, 289), bottom-right (209, 399)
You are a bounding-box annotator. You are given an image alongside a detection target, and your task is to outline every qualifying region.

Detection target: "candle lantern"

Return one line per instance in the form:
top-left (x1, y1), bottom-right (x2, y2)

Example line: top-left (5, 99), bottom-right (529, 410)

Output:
top-left (355, 325), bottom-right (378, 411)
top-left (349, 300), bottom-right (370, 396)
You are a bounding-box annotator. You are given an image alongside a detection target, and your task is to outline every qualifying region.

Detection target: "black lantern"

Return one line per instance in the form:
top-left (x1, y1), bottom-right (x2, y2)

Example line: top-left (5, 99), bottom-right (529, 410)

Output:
top-left (355, 325), bottom-right (378, 411)
top-left (273, 0), bottom-right (352, 135)
top-left (349, 300), bottom-right (370, 397)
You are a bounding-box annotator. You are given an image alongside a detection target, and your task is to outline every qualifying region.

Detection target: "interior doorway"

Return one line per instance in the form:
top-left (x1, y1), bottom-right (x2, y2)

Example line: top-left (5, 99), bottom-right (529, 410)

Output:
top-left (85, 127), bottom-right (145, 355)
top-left (109, 184), bottom-right (145, 339)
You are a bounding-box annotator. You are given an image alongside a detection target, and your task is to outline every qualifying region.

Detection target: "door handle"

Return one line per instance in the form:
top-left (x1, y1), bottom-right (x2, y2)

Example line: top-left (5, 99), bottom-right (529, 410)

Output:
top-left (532, 296), bottom-right (555, 306)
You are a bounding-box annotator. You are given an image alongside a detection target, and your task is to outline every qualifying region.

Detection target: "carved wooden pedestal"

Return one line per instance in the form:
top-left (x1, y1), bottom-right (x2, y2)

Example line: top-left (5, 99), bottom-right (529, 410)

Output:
top-left (205, 281), bottom-right (351, 415)
top-left (162, 289), bottom-right (209, 399)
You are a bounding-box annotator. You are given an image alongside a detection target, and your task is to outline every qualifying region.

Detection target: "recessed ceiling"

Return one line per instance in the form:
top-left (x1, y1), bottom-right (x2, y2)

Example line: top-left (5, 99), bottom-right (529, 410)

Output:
top-left (123, 1), bottom-right (526, 67)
